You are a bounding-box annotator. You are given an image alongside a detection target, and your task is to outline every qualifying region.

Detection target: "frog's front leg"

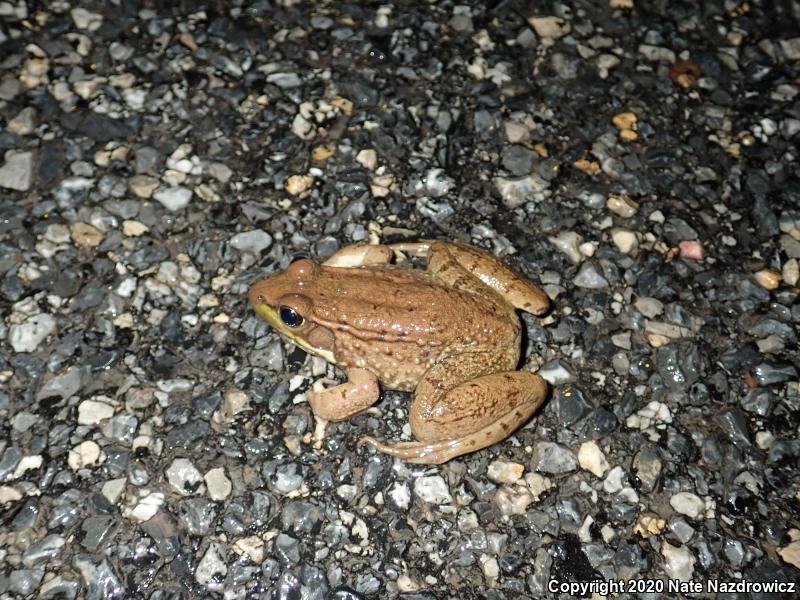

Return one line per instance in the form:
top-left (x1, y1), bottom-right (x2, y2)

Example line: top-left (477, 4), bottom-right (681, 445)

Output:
top-left (360, 356), bottom-right (547, 464)
top-left (307, 367), bottom-right (380, 421)
top-left (421, 241), bottom-right (550, 316)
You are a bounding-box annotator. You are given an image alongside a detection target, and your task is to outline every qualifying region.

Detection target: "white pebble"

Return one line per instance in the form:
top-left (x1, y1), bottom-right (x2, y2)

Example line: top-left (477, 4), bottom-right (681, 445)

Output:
top-left (573, 261), bottom-right (609, 289)
top-left (204, 467), bottom-right (232, 501)
top-left (196, 542), bottom-right (228, 590)
top-left (487, 460), bottom-right (524, 484)
top-left (527, 16), bottom-right (570, 39)
top-left (603, 466), bottom-right (627, 494)
top-left (611, 228), bottom-right (638, 254)
top-left (626, 401), bottom-right (672, 430)
top-left (356, 149), bottom-right (378, 170)
top-left (494, 486), bottom-right (533, 516)
top-left (126, 491), bottom-right (164, 522)
top-left (68, 441), bottom-right (104, 470)
top-left (166, 458), bottom-right (203, 496)
top-left (548, 231), bottom-right (583, 264)
top-left (578, 441), bottom-right (609, 477)
top-left (229, 230), bottom-right (272, 255)
top-left (8, 313), bottom-right (57, 353)
top-left (233, 536), bottom-right (265, 564)
top-left (153, 186), bottom-right (193, 211)
top-left (782, 258), bottom-right (799, 286)
top-left (70, 7), bottom-right (103, 30)
top-left (670, 491), bottom-right (705, 519)
top-left (388, 481), bottom-right (411, 510)
top-left (12, 455), bottom-right (42, 479)
top-left (102, 478), bottom-right (126, 504)
top-left (661, 541), bottom-right (696, 582)
top-left (77, 399), bottom-right (114, 425)
top-left (413, 475), bottom-right (452, 504)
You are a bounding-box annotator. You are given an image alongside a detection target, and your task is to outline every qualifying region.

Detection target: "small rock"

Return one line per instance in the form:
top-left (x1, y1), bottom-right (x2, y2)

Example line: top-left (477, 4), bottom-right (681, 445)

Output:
top-left (128, 175), bottom-right (160, 198)
top-left (22, 534), bottom-right (65, 567)
top-left (166, 458), bottom-right (204, 495)
top-left (678, 240), bottom-right (705, 260)
top-left (204, 467), bottom-right (232, 501)
top-left (126, 492), bottom-right (164, 522)
top-left (77, 399), bottom-right (114, 425)
top-left (229, 230), bottom-right (272, 255)
top-left (12, 455), bottom-right (43, 478)
top-left (67, 441), bottom-right (104, 470)
top-left (413, 475), bottom-right (452, 504)
top-left (494, 486), bottom-right (534, 516)
top-left (101, 478), bottom-right (126, 505)
top-left (548, 231), bottom-right (583, 264)
top-left (285, 174), bottom-right (314, 195)
top-left (606, 194), bottom-right (638, 218)
top-left (531, 442), bottom-right (577, 474)
top-left (573, 262), bottom-right (609, 289)
top-left (233, 536), bottom-right (265, 564)
top-left (527, 16), bottom-right (570, 39)
top-left (71, 222), bottom-right (103, 249)
top-left (778, 540), bottom-right (800, 568)
top-left (70, 7), bottom-right (103, 30)
top-left (782, 258), bottom-right (799, 286)
top-left (153, 186), bottom-right (192, 211)
top-left (487, 460), bottom-right (524, 484)
top-left (207, 162), bottom-right (232, 183)
top-left (634, 514), bottom-right (666, 538)
top-left (196, 542), bottom-right (227, 590)
top-left (8, 313), bottom-right (57, 353)
top-left (122, 220), bottom-right (149, 237)
top-left (7, 107), bottom-right (37, 135)
top-left (611, 228), bottom-right (638, 254)
top-left (356, 149), bottom-right (378, 170)
top-left (661, 542), bottom-right (695, 582)
top-left (578, 441), bottom-right (609, 477)
top-left (754, 269), bottom-right (781, 290)
top-left (504, 120), bottom-right (532, 144)
top-left (670, 491), bottom-right (705, 520)
top-left (494, 174), bottom-right (548, 208)
top-left (603, 466), bottom-right (627, 493)
top-left (0, 150), bottom-right (34, 191)
top-left (634, 297), bottom-right (664, 318)
top-left (388, 481), bottom-right (411, 510)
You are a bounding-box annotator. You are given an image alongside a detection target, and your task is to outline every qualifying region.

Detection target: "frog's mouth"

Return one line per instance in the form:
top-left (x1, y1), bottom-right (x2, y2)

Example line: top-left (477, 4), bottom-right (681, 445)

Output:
top-left (252, 302), bottom-right (335, 363)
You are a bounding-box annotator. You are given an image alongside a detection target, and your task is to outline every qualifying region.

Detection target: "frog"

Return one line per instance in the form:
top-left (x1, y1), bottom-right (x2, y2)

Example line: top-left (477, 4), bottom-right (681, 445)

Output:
top-left (248, 240), bottom-right (550, 464)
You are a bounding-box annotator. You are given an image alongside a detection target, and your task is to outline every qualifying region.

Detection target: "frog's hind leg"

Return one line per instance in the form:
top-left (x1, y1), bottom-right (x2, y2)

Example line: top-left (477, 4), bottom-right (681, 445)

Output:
top-left (423, 241), bottom-right (550, 316)
top-left (360, 369), bottom-right (548, 464)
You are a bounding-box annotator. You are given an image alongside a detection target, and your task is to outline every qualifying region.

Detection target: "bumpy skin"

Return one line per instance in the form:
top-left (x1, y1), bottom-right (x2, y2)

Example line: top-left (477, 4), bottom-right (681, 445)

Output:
top-left (249, 240), bottom-right (550, 464)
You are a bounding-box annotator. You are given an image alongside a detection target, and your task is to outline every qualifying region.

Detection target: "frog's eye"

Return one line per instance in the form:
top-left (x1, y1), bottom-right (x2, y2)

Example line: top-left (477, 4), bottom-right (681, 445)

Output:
top-left (279, 306), bottom-right (303, 327)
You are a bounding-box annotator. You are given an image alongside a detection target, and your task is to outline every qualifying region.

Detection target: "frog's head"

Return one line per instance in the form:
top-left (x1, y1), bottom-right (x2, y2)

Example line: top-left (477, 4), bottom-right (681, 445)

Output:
top-left (249, 259), bottom-right (335, 361)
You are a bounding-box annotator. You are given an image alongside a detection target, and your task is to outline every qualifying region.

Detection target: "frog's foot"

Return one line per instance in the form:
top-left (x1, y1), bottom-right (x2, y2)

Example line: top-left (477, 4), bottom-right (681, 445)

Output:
top-left (359, 436), bottom-right (470, 465)
top-left (375, 370), bottom-right (549, 464)
top-left (359, 397), bottom-right (543, 464)
top-left (307, 368), bottom-right (380, 421)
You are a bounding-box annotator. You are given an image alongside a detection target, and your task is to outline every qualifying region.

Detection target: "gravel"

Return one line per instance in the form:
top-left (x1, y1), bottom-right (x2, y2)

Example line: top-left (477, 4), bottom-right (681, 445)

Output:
top-left (1, 0), bottom-right (799, 597)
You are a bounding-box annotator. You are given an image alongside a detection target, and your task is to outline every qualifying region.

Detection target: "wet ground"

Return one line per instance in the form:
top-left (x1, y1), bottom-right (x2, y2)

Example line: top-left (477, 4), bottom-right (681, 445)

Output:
top-left (1, 0), bottom-right (799, 598)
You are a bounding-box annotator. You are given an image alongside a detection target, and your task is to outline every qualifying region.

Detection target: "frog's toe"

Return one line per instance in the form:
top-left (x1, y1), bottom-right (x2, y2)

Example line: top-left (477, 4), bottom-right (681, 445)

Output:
top-left (358, 436), bottom-right (457, 465)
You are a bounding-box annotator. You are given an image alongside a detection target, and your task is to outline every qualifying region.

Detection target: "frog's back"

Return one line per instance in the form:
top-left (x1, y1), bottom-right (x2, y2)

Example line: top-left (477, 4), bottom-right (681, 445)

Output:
top-left (310, 265), bottom-right (520, 390)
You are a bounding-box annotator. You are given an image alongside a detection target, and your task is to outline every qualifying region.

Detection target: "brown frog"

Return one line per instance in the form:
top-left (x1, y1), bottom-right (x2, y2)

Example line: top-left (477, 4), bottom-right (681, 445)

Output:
top-left (249, 240), bottom-right (550, 464)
